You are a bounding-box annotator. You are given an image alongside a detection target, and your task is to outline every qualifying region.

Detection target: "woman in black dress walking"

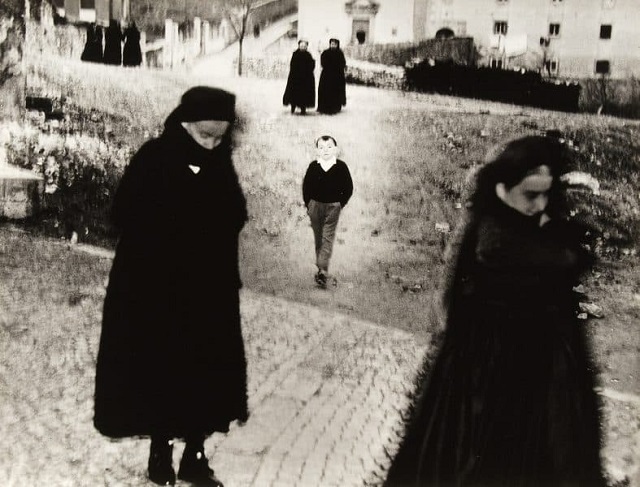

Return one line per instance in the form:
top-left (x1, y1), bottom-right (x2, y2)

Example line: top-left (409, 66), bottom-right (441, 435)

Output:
top-left (94, 87), bottom-right (249, 487)
top-left (317, 38), bottom-right (346, 114)
top-left (385, 135), bottom-right (605, 487)
top-left (283, 39), bottom-right (316, 114)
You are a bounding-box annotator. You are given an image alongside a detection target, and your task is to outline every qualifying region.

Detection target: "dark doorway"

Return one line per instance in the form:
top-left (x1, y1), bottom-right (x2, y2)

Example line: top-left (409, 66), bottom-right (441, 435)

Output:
top-left (435, 28), bottom-right (455, 40)
top-left (352, 19), bottom-right (370, 44)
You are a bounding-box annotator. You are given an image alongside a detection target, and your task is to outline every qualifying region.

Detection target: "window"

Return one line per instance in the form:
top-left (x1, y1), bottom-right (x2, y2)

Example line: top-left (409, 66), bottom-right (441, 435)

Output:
top-left (549, 23), bottom-right (560, 36)
top-left (600, 24), bottom-right (612, 39)
top-left (493, 21), bottom-right (508, 35)
top-left (544, 58), bottom-right (559, 75)
top-left (595, 60), bottom-right (610, 74)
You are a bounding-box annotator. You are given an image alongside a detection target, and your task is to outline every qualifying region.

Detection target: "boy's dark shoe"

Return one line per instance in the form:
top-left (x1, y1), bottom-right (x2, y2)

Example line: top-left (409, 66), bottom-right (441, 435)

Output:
top-left (315, 270), bottom-right (327, 289)
top-left (178, 449), bottom-right (223, 486)
top-left (148, 440), bottom-right (176, 486)
top-left (300, 107), bottom-right (306, 115)
top-left (290, 105), bottom-right (296, 114)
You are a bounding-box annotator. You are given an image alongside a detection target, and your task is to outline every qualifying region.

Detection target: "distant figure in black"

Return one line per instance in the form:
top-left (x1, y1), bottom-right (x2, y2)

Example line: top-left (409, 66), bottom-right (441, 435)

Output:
top-left (122, 21), bottom-right (142, 67)
top-left (384, 135), bottom-right (606, 487)
top-left (283, 39), bottom-right (316, 115)
top-left (80, 23), bottom-right (103, 63)
top-left (317, 38), bottom-right (346, 114)
top-left (94, 87), bottom-right (249, 487)
top-left (103, 19), bottom-right (123, 66)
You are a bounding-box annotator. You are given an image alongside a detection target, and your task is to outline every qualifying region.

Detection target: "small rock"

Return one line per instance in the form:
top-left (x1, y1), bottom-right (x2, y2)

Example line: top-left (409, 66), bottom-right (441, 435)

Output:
top-left (435, 222), bottom-right (450, 234)
top-left (572, 284), bottom-right (586, 294)
top-left (579, 302), bottom-right (604, 318)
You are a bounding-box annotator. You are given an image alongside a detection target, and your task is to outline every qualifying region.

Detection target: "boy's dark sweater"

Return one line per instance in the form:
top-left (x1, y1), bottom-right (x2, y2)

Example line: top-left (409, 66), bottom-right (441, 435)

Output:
top-left (303, 159), bottom-right (353, 208)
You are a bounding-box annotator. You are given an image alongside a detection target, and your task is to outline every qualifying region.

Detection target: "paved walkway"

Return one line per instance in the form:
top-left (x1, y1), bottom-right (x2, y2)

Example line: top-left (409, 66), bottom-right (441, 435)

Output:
top-left (1, 230), bottom-right (637, 486)
top-left (0, 230), bottom-right (427, 487)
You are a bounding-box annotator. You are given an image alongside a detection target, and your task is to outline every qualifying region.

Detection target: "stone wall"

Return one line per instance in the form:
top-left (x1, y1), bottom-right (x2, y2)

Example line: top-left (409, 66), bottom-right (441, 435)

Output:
top-left (236, 55), bottom-right (406, 90)
top-left (343, 37), bottom-right (476, 67)
top-left (25, 19), bottom-right (86, 60)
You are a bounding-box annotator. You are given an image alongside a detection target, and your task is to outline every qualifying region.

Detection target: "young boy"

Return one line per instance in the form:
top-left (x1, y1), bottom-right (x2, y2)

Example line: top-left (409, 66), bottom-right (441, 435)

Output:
top-left (302, 135), bottom-right (353, 288)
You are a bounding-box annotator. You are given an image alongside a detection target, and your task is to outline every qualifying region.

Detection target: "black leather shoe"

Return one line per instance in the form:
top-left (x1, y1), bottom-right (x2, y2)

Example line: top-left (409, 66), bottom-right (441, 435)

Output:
top-left (178, 449), bottom-right (223, 486)
top-left (148, 439), bottom-right (176, 486)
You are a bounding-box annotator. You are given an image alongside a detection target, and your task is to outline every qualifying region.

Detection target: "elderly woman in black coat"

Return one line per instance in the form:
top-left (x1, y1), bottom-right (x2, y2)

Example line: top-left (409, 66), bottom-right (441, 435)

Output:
top-left (385, 136), bottom-right (605, 487)
top-left (283, 39), bottom-right (316, 114)
top-left (94, 87), bottom-right (249, 487)
top-left (317, 38), bottom-right (346, 114)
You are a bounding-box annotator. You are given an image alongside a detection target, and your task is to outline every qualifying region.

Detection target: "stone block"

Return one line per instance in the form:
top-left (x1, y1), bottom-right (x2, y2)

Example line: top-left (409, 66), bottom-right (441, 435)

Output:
top-left (0, 165), bottom-right (44, 219)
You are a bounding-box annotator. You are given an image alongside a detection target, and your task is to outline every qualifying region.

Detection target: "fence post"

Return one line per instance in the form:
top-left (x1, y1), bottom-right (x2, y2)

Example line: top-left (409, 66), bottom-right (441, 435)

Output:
top-left (202, 21), bottom-right (210, 54)
top-left (164, 18), bottom-right (173, 69)
top-left (140, 30), bottom-right (147, 67)
top-left (193, 17), bottom-right (201, 57)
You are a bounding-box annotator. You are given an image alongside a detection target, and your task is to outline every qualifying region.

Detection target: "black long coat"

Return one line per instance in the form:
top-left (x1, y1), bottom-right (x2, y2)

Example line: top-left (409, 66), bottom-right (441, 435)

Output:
top-left (283, 49), bottom-right (316, 109)
top-left (385, 203), bottom-right (605, 487)
top-left (81, 24), bottom-right (103, 63)
top-left (317, 48), bottom-right (346, 114)
top-left (94, 115), bottom-right (249, 439)
top-left (122, 25), bottom-right (142, 67)
top-left (103, 22), bottom-right (123, 66)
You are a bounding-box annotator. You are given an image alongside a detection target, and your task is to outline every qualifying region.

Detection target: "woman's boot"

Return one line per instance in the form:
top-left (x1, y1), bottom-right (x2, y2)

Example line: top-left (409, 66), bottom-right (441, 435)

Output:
top-left (178, 435), bottom-right (223, 486)
top-left (148, 437), bottom-right (176, 486)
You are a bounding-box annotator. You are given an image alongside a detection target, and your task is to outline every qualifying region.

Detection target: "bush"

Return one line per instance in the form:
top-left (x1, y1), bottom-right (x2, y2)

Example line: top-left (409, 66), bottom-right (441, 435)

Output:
top-left (2, 120), bottom-right (131, 245)
top-left (405, 60), bottom-right (581, 112)
top-left (579, 76), bottom-right (640, 119)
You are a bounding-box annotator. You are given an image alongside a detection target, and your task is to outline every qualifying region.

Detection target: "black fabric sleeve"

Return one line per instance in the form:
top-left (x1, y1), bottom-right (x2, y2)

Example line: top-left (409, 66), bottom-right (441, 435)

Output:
top-left (338, 161), bottom-right (353, 208)
top-left (302, 163), bottom-right (313, 207)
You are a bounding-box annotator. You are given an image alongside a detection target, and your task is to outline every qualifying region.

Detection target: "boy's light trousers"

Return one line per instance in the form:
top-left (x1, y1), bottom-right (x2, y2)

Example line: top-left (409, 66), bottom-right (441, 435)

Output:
top-left (307, 199), bottom-right (341, 272)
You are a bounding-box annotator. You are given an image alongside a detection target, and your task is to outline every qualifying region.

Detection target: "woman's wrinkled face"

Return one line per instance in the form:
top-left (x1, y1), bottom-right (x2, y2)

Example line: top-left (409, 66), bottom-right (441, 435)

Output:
top-left (181, 120), bottom-right (230, 150)
top-left (329, 40), bottom-right (339, 49)
top-left (496, 165), bottom-right (553, 216)
top-left (298, 41), bottom-right (308, 51)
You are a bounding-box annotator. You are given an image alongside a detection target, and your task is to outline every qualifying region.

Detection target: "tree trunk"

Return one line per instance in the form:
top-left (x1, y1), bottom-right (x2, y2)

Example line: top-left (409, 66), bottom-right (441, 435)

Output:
top-left (237, 38), bottom-right (243, 76)
top-left (0, 1), bottom-right (26, 124)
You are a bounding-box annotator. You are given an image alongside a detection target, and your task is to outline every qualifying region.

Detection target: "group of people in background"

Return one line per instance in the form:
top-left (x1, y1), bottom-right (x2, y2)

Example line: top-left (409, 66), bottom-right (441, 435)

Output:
top-left (283, 38), bottom-right (347, 115)
top-left (81, 19), bottom-right (142, 67)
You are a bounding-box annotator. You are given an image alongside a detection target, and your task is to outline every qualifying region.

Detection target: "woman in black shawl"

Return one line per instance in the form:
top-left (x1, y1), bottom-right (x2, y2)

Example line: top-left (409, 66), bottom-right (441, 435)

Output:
top-left (80, 23), bottom-right (103, 63)
top-left (283, 39), bottom-right (316, 114)
top-left (103, 19), bottom-right (123, 66)
top-left (122, 21), bottom-right (143, 67)
top-left (317, 38), bottom-right (346, 114)
top-left (94, 87), bottom-right (249, 487)
top-left (385, 136), bottom-right (605, 487)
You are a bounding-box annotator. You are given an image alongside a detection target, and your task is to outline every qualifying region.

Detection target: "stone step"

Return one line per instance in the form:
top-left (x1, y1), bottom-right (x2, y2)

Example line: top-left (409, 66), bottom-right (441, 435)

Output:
top-left (0, 164), bottom-right (44, 219)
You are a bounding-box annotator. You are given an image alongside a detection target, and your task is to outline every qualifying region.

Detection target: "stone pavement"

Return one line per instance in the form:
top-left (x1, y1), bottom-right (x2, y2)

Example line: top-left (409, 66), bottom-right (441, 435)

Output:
top-left (0, 230), bottom-right (427, 487)
top-left (1, 230), bottom-right (639, 486)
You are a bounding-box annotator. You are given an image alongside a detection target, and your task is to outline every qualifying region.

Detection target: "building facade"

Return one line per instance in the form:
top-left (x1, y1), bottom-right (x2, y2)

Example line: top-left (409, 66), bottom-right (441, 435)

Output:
top-left (298, 0), bottom-right (418, 51)
top-left (297, 0), bottom-right (640, 78)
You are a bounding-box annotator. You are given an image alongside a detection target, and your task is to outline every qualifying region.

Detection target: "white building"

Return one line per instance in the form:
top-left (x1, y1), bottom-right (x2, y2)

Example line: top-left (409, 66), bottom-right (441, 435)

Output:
top-left (297, 0), bottom-right (640, 78)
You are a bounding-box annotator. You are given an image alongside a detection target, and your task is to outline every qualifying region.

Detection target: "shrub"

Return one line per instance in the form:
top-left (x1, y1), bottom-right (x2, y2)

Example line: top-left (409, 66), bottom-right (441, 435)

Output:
top-left (2, 120), bottom-right (131, 245)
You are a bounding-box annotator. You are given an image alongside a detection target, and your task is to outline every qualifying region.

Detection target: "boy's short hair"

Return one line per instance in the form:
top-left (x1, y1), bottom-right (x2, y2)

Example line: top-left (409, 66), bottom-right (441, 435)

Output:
top-left (315, 135), bottom-right (337, 147)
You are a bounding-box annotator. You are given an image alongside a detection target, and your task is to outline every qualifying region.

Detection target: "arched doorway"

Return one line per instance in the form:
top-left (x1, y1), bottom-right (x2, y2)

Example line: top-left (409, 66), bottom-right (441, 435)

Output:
top-left (435, 28), bottom-right (455, 40)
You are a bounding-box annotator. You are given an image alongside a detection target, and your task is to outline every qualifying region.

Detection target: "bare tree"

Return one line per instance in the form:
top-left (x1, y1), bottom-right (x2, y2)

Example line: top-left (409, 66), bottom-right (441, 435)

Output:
top-left (220, 0), bottom-right (260, 76)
